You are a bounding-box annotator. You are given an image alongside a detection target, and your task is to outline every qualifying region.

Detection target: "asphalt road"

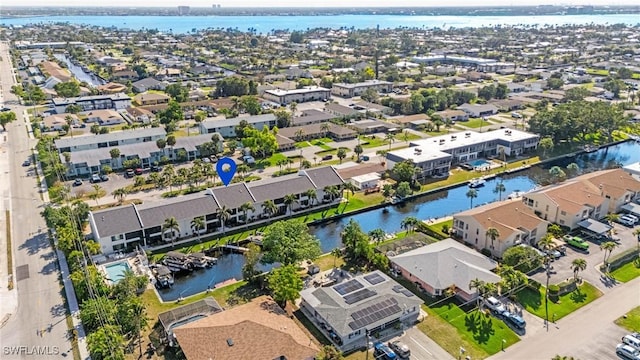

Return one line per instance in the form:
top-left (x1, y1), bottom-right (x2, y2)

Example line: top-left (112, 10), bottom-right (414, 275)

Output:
top-left (489, 276), bottom-right (640, 360)
top-left (0, 41), bottom-right (72, 359)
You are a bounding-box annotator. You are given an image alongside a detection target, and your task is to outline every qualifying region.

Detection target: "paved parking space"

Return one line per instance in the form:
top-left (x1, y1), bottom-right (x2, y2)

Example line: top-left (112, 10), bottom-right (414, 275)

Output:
top-left (390, 327), bottom-right (454, 360)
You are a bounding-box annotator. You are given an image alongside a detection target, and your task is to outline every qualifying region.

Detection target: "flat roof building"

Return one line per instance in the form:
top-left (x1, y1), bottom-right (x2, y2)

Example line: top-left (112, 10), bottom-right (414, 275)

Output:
top-left (262, 86), bottom-right (331, 105)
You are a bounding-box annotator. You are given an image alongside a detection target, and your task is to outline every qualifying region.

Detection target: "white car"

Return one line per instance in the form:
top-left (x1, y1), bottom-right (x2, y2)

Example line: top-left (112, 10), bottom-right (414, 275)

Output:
top-left (617, 343), bottom-right (640, 360)
top-left (484, 296), bottom-right (506, 313)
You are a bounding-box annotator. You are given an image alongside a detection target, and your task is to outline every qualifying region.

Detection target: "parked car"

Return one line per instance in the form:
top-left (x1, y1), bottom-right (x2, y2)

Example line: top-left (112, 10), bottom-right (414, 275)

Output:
top-left (388, 341), bottom-right (410, 359)
top-left (563, 235), bottom-right (590, 252)
top-left (360, 155), bottom-right (370, 161)
top-left (22, 159), bottom-right (31, 167)
top-left (485, 296), bottom-right (506, 313)
top-left (73, 179), bottom-right (83, 186)
top-left (125, 169), bottom-right (135, 178)
top-left (617, 343), bottom-right (640, 360)
top-left (90, 173), bottom-right (101, 183)
top-left (631, 333), bottom-right (640, 341)
top-left (500, 310), bottom-right (526, 330)
top-left (618, 215), bottom-right (637, 227)
top-left (544, 247), bottom-right (563, 259)
top-left (150, 165), bottom-right (162, 172)
top-left (100, 174), bottom-right (109, 182)
top-left (623, 335), bottom-right (640, 351)
top-left (322, 155), bottom-right (333, 161)
top-left (374, 342), bottom-right (397, 360)
top-left (134, 168), bottom-right (143, 175)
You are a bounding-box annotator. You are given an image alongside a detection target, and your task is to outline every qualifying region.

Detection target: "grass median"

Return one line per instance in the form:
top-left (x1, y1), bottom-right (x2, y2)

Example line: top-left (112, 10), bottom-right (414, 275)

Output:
top-left (515, 282), bottom-right (602, 321)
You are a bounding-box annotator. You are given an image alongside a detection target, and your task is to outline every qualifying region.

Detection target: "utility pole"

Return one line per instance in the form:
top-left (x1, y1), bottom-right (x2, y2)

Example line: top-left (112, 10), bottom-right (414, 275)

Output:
top-left (374, 25), bottom-right (380, 80)
top-left (365, 329), bottom-right (370, 360)
top-left (544, 256), bottom-right (551, 331)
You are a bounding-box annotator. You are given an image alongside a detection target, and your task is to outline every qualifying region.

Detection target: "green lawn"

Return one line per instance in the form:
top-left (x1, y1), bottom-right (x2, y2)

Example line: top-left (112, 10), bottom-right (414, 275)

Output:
top-left (295, 141), bottom-right (311, 148)
top-left (394, 132), bottom-right (422, 141)
top-left (462, 118), bottom-right (493, 129)
top-left (424, 219), bottom-right (453, 238)
top-left (310, 139), bottom-right (334, 151)
top-left (615, 306), bottom-right (640, 332)
top-left (424, 300), bottom-right (519, 358)
top-left (515, 282), bottom-right (603, 321)
top-left (611, 260), bottom-right (640, 283)
top-left (359, 136), bottom-right (389, 148)
top-left (586, 68), bottom-right (610, 76)
top-left (258, 153), bottom-right (288, 167)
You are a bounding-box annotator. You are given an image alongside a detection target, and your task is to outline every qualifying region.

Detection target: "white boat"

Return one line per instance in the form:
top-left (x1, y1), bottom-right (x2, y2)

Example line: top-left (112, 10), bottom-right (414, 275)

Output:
top-left (583, 144), bottom-right (598, 153)
top-left (469, 178), bottom-right (486, 188)
top-left (507, 191), bottom-right (525, 199)
top-left (153, 265), bottom-right (174, 288)
top-left (188, 252), bottom-right (217, 268)
top-left (162, 251), bottom-right (194, 272)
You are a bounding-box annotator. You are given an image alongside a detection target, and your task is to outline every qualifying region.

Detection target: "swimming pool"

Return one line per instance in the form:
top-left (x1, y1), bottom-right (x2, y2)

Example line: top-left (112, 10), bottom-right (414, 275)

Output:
top-left (104, 261), bottom-right (131, 283)
top-left (469, 159), bottom-right (491, 168)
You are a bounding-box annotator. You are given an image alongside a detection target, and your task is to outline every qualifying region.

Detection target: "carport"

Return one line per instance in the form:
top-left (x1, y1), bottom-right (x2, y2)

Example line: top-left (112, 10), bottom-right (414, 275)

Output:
top-left (621, 202), bottom-right (640, 217)
top-left (577, 218), bottom-right (612, 238)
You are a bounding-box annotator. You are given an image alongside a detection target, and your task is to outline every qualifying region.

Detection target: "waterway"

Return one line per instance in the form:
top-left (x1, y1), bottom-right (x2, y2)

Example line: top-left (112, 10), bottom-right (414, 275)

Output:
top-left (2, 14), bottom-right (639, 34)
top-left (53, 54), bottom-right (106, 87)
top-left (158, 141), bottom-right (639, 301)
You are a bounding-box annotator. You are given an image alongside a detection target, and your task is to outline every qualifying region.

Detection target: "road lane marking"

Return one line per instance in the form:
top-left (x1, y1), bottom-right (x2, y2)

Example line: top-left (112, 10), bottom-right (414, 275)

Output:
top-left (410, 336), bottom-right (433, 356)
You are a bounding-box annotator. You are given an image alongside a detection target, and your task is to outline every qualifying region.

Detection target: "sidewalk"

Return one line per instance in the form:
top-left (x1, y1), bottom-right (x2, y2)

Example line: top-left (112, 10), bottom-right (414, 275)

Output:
top-left (0, 129), bottom-right (18, 328)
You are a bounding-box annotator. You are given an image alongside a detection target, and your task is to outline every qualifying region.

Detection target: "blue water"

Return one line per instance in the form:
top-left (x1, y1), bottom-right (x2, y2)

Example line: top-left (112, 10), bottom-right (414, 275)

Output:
top-left (2, 14), bottom-right (639, 34)
top-left (104, 261), bottom-right (130, 283)
top-left (469, 159), bottom-right (491, 168)
top-left (53, 54), bottom-right (105, 86)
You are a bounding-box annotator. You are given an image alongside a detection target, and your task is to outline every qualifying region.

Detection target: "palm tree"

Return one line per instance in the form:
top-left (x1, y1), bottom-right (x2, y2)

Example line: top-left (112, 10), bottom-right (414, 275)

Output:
top-left (493, 181), bottom-right (506, 201)
top-left (305, 188), bottom-right (317, 207)
top-left (240, 202), bottom-right (255, 224)
top-left (400, 216), bottom-right (419, 233)
top-left (600, 241), bottom-right (619, 268)
top-left (320, 123), bottom-right (330, 138)
top-left (468, 278), bottom-right (485, 309)
top-left (330, 248), bottom-right (342, 268)
top-left (342, 182), bottom-right (357, 203)
top-left (190, 216), bottom-right (205, 243)
top-left (386, 132), bottom-right (395, 150)
top-left (485, 227), bottom-right (500, 253)
top-left (262, 199), bottom-right (278, 219)
top-left (89, 184), bottom-right (102, 206)
top-left (368, 228), bottom-right (386, 244)
top-left (216, 205), bottom-right (231, 235)
top-left (112, 187), bottom-right (128, 203)
top-left (283, 194), bottom-right (298, 215)
top-left (466, 188), bottom-right (478, 209)
top-left (162, 217), bottom-right (180, 246)
top-left (237, 164), bottom-right (250, 181)
top-left (324, 185), bottom-right (340, 202)
top-left (604, 213), bottom-right (619, 225)
top-left (570, 258), bottom-right (587, 282)
top-left (289, 101), bottom-right (298, 117)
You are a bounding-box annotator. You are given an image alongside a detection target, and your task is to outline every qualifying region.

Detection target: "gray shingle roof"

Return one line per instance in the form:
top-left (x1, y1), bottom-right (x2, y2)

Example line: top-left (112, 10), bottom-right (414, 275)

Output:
top-left (249, 176), bottom-right (315, 202)
top-left (200, 114), bottom-right (276, 130)
top-left (91, 205), bottom-right (142, 238)
top-left (137, 193), bottom-right (219, 228)
top-left (304, 167), bottom-right (344, 189)
top-left (210, 183), bottom-right (255, 209)
top-left (300, 271), bottom-right (422, 337)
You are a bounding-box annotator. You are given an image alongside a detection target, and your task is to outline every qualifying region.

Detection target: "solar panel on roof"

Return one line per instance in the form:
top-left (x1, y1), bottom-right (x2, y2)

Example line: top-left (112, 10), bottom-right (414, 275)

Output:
top-left (348, 298), bottom-right (402, 330)
top-left (343, 288), bottom-right (376, 305)
top-left (364, 273), bottom-right (386, 285)
top-left (333, 279), bottom-right (364, 295)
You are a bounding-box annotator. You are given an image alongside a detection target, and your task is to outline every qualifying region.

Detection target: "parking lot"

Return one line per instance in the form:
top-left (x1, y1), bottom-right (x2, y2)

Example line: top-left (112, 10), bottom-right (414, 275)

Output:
top-left (386, 327), bottom-right (454, 360)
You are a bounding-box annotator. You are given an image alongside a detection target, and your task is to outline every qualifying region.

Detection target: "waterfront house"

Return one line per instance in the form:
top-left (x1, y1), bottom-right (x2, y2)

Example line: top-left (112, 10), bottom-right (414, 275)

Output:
top-left (132, 77), bottom-right (166, 93)
top-left (299, 271), bottom-right (422, 352)
top-left (453, 199), bottom-right (549, 257)
top-left (386, 146), bottom-right (453, 180)
top-left (88, 166), bottom-right (343, 254)
top-left (52, 93), bottom-right (131, 114)
top-left (173, 296), bottom-right (317, 360)
top-left (97, 82), bottom-right (128, 94)
top-left (522, 168), bottom-right (640, 229)
top-left (389, 238), bottom-right (501, 301)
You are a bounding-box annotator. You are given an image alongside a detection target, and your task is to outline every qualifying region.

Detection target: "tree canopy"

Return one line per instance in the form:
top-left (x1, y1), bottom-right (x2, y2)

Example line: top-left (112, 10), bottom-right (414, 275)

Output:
top-left (261, 219), bottom-right (322, 265)
top-left (502, 245), bottom-right (544, 273)
top-left (241, 126), bottom-right (278, 158)
top-left (268, 264), bottom-right (303, 306)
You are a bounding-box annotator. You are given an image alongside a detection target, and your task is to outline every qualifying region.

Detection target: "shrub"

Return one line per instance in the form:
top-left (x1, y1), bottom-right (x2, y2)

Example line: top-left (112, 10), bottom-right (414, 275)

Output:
top-left (548, 284), bottom-right (560, 294)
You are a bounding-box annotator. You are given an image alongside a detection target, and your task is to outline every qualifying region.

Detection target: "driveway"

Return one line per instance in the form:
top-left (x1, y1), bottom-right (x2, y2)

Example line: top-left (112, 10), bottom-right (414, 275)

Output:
top-left (529, 222), bottom-right (639, 293)
top-left (391, 327), bottom-right (454, 360)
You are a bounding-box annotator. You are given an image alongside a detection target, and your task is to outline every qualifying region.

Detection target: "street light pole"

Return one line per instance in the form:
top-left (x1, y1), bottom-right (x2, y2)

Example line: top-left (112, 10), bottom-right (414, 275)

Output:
top-left (365, 329), bottom-right (370, 360)
top-left (544, 257), bottom-right (551, 331)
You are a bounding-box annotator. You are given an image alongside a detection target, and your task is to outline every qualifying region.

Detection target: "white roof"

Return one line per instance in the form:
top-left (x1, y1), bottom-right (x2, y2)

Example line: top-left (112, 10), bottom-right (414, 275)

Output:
top-left (351, 173), bottom-right (381, 183)
top-left (263, 86), bottom-right (330, 96)
top-left (410, 129), bottom-right (538, 152)
top-left (388, 146), bottom-right (451, 164)
top-left (623, 162), bottom-right (640, 176)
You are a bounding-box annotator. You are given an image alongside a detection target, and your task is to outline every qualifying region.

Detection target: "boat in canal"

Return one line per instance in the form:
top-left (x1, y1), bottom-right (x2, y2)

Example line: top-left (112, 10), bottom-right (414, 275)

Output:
top-left (469, 178), bottom-right (486, 188)
top-left (153, 265), bottom-right (174, 288)
top-left (188, 252), bottom-right (217, 268)
top-left (162, 251), bottom-right (194, 273)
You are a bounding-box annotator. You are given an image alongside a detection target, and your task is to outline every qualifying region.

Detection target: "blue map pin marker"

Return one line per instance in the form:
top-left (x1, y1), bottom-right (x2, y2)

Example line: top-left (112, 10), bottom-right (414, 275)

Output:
top-left (216, 157), bottom-right (237, 187)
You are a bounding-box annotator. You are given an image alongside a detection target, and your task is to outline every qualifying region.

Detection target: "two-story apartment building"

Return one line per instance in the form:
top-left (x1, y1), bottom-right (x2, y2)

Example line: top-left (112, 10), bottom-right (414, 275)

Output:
top-left (55, 127), bottom-right (167, 153)
top-left (89, 166), bottom-right (344, 254)
top-left (262, 86), bottom-right (331, 105)
top-left (299, 271), bottom-right (422, 352)
top-left (199, 114), bottom-right (277, 138)
top-left (52, 93), bottom-right (132, 114)
top-left (386, 146), bottom-right (452, 179)
top-left (331, 80), bottom-right (393, 98)
top-left (453, 199), bottom-right (549, 257)
top-left (522, 168), bottom-right (640, 229)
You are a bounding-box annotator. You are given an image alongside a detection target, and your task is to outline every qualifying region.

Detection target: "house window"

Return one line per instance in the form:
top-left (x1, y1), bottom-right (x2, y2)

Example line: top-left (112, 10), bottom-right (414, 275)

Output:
top-left (476, 229), bottom-right (479, 235)
top-left (560, 211), bottom-right (566, 216)
top-left (559, 220), bottom-right (565, 225)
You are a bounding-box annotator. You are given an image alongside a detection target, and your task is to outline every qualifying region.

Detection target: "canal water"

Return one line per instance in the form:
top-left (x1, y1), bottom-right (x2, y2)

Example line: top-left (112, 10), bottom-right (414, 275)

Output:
top-left (158, 140), bottom-right (640, 301)
top-left (53, 54), bottom-right (106, 87)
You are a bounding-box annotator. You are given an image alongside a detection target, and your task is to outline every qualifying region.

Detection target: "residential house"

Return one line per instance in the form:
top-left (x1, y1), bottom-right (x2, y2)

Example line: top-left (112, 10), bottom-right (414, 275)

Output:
top-left (386, 146), bottom-right (452, 179)
top-left (488, 99), bottom-right (526, 112)
top-left (393, 114), bottom-right (431, 129)
top-left (89, 166), bottom-right (343, 254)
top-left (133, 92), bottom-right (171, 106)
top-left (173, 296), bottom-right (318, 360)
top-left (324, 103), bottom-right (361, 119)
top-left (156, 68), bottom-right (182, 78)
top-left (262, 86), bottom-right (331, 105)
top-left (390, 239), bottom-right (501, 301)
top-left (39, 61), bottom-right (72, 82)
top-left (349, 119), bottom-right (398, 134)
top-left (349, 173), bottom-right (381, 190)
top-left (353, 101), bottom-right (393, 116)
top-left (285, 67), bottom-right (313, 80)
top-left (291, 109), bottom-right (334, 126)
top-left (300, 271), bottom-right (422, 352)
top-left (132, 77), bottom-right (166, 93)
top-left (111, 70), bottom-right (139, 81)
top-left (331, 80), bottom-right (393, 98)
top-left (278, 122), bottom-right (357, 143)
top-left (97, 82), bottom-right (128, 94)
top-left (126, 107), bottom-right (156, 124)
top-left (199, 114), bottom-right (277, 138)
top-left (433, 109), bottom-right (469, 122)
top-left (84, 109), bottom-right (124, 126)
top-left (522, 169), bottom-right (640, 229)
top-left (457, 103), bottom-right (499, 118)
top-left (40, 114), bottom-right (79, 132)
top-left (52, 93), bottom-right (132, 114)
top-left (453, 199), bottom-right (549, 257)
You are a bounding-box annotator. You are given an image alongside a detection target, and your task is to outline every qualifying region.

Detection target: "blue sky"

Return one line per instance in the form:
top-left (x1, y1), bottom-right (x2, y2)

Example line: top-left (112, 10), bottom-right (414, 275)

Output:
top-left (3, 0), bottom-right (640, 8)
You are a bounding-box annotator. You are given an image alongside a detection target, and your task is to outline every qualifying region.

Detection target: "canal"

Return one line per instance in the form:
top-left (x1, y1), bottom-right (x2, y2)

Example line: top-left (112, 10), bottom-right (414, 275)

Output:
top-left (53, 54), bottom-right (106, 87)
top-left (157, 140), bottom-right (639, 301)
